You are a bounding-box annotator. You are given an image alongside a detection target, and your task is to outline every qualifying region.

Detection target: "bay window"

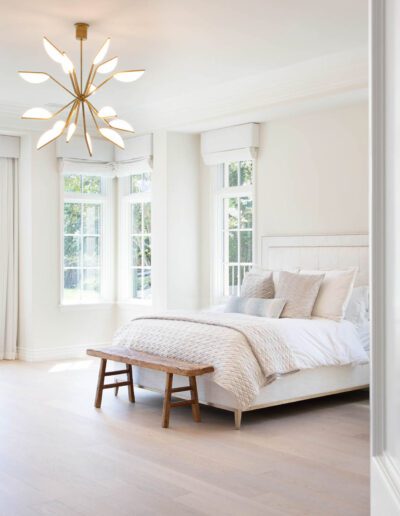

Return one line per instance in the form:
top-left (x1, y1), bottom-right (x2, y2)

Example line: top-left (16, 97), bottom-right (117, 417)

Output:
top-left (216, 160), bottom-right (254, 297)
top-left (62, 173), bottom-right (112, 304)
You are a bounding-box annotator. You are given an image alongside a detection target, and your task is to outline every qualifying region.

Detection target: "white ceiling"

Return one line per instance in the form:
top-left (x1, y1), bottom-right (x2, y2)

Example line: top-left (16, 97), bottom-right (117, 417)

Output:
top-left (0, 0), bottom-right (368, 132)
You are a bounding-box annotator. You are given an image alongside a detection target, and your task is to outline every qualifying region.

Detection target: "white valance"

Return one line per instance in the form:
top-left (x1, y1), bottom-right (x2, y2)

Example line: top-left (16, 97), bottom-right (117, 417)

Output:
top-left (59, 156), bottom-right (153, 177)
top-left (0, 135), bottom-right (20, 159)
top-left (113, 158), bottom-right (153, 177)
top-left (59, 158), bottom-right (114, 177)
top-left (201, 123), bottom-right (259, 165)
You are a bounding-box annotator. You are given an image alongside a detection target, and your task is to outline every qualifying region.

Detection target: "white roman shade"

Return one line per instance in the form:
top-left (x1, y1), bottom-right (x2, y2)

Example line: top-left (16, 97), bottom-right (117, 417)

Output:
top-left (0, 135), bottom-right (20, 158)
top-left (201, 123), bottom-right (259, 165)
top-left (58, 134), bottom-right (153, 177)
top-left (58, 158), bottom-right (114, 176)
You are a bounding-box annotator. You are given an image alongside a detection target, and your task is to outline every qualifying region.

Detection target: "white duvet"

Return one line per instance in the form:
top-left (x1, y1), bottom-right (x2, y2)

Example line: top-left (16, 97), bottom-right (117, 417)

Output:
top-left (113, 312), bottom-right (368, 409)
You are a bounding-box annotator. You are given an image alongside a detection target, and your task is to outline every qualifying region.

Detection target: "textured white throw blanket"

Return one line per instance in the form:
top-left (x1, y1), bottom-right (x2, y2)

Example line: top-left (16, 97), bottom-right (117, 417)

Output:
top-left (113, 312), bottom-right (298, 409)
top-left (113, 312), bottom-right (368, 409)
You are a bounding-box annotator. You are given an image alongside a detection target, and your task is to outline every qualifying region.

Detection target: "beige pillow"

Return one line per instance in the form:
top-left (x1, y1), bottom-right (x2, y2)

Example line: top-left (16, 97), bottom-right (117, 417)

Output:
top-left (249, 267), bottom-right (299, 291)
top-left (301, 268), bottom-right (358, 321)
top-left (276, 271), bottom-right (325, 319)
top-left (241, 271), bottom-right (274, 299)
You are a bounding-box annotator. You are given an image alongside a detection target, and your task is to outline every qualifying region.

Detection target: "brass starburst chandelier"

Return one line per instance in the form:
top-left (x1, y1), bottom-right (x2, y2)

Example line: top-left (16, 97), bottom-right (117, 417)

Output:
top-left (18, 23), bottom-right (145, 156)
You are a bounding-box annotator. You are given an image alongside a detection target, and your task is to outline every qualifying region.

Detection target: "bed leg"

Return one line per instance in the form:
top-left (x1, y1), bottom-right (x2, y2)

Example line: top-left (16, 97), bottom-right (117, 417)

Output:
top-left (234, 410), bottom-right (242, 430)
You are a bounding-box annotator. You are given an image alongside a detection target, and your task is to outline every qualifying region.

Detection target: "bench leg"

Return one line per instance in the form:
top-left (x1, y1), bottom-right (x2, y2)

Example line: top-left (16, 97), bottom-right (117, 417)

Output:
top-left (126, 364), bottom-right (135, 403)
top-left (95, 358), bottom-right (107, 408)
top-left (162, 373), bottom-right (173, 428)
top-left (189, 376), bottom-right (201, 423)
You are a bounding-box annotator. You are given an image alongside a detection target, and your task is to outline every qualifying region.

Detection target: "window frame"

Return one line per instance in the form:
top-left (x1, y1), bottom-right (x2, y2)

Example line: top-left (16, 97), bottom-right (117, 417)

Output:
top-left (117, 172), bottom-right (152, 305)
top-left (59, 174), bottom-right (114, 306)
top-left (213, 160), bottom-right (256, 302)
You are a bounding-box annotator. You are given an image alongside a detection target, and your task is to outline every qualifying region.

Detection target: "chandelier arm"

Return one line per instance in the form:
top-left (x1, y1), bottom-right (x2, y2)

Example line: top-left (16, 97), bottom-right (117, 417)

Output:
top-left (81, 102), bottom-right (92, 156)
top-left (48, 75), bottom-right (78, 98)
top-left (83, 64), bottom-right (95, 97)
top-left (70, 71), bottom-right (81, 96)
top-left (86, 75), bottom-right (113, 97)
top-left (52, 99), bottom-right (77, 118)
top-left (74, 101), bottom-right (81, 124)
top-left (65, 100), bottom-right (79, 127)
top-left (85, 100), bottom-right (99, 116)
top-left (86, 102), bottom-right (100, 132)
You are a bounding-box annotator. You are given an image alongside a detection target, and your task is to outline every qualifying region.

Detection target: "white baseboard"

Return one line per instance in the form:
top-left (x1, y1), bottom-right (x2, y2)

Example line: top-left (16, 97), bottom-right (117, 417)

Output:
top-left (17, 342), bottom-right (111, 362)
top-left (372, 455), bottom-right (400, 515)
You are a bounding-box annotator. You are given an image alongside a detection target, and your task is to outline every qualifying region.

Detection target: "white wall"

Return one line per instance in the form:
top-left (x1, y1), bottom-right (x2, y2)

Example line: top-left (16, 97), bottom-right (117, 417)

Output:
top-left (256, 101), bottom-right (368, 239)
top-left (200, 101), bottom-right (369, 307)
top-left (18, 135), bottom-right (116, 360)
top-left (166, 132), bottom-right (200, 310)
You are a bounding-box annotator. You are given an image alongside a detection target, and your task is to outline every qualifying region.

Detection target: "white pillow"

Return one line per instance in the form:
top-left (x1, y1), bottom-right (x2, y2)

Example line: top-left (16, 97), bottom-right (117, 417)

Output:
top-left (301, 268), bottom-right (358, 322)
top-left (275, 271), bottom-right (325, 319)
top-left (224, 297), bottom-right (286, 318)
top-left (345, 286), bottom-right (369, 325)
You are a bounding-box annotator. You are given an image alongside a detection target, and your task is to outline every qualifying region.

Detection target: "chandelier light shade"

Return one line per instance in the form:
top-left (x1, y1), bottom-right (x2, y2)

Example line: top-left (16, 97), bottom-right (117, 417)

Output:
top-left (18, 23), bottom-right (145, 156)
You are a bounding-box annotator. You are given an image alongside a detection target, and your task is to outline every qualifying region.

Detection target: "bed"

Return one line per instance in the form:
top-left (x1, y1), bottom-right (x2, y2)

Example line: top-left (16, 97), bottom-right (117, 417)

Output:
top-left (116, 235), bottom-right (370, 429)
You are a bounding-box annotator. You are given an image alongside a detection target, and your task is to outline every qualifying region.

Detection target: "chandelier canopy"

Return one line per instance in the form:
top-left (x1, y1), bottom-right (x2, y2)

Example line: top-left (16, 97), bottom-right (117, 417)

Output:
top-left (18, 23), bottom-right (145, 156)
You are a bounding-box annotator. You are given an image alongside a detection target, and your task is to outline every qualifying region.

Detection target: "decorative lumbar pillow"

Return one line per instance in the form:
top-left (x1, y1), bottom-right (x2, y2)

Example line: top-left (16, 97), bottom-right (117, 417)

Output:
top-left (275, 271), bottom-right (325, 319)
top-left (303, 268), bottom-right (358, 322)
top-left (224, 297), bottom-right (286, 318)
top-left (241, 271), bottom-right (274, 299)
top-left (344, 285), bottom-right (369, 325)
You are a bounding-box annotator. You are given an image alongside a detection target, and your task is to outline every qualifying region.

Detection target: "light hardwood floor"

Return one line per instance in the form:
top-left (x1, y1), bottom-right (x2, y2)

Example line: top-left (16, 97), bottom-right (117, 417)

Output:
top-left (0, 359), bottom-right (369, 516)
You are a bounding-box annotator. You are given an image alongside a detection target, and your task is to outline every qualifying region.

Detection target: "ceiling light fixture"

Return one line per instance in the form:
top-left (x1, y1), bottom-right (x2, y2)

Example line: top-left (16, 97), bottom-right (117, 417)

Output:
top-left (18, 23), bottom-right (145, 156)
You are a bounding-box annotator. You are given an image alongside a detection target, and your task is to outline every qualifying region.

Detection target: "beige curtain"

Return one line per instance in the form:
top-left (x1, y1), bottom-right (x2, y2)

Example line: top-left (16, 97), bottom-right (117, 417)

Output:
top-left (0, 158), bottom-right (18, 359)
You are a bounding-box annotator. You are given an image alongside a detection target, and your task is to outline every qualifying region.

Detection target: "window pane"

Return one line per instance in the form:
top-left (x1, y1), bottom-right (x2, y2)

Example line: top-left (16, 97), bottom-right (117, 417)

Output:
top-left (132, 268), bottom-right (143, 298)
top-left (143, 268), bottom-right (151, 299)
top-left (240, 161), bottom-right (253, 186)
top-left (240, 265), bottom-right (251, 287)
top-left (226, 198), bottom-right (238, 229)
top-left (132, 236), bottom-right (142, 266)
top-left (130, 174), bottom-right (142, 193)
top-left (240, 197), bottom-right (252, 228)
top-left (240, 231), bottom-right (252, 263)
top-left (142, 172), bottom-right (151, 193)
top-left (83, 236), bottom-right (100, 267)
top-left (143, 202), bottom-right (151, 233)
top-left (64, 203), bottom-right (81, 234)
top-left (64, 175), bottom-right (81, 193)
top-left (229, 265), bottom-right (238, 296)
top-left (144, 236), bottom-right (151, 266)
top-left (229, 231), bottom-right (238, 262)
top-left (132, 203), bottom-right (142, 234)
top-left (83, 204), bottom-right (100, 234)
top-left (82, 269), bottom-right (100, 298)
top-left (64, 269), bottom-right (81, 301)
top-left (83, 176), bottom-right (102, 194)
top-left (64, 237), bottom-right (81, 267)
top-left (228, 162), bottom-right (238, 187)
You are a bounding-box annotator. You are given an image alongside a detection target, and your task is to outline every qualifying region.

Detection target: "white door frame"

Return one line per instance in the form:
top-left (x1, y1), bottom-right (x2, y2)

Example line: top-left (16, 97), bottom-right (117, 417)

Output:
top-left (371, 0), bottom-right (400, 513)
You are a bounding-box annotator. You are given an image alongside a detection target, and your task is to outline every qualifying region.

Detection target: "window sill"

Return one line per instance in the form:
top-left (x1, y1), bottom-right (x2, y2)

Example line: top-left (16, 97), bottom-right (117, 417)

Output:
top-left (117, 299), bottom-right (152, 308)
top-left (59, 302), bottom-right (114, 311)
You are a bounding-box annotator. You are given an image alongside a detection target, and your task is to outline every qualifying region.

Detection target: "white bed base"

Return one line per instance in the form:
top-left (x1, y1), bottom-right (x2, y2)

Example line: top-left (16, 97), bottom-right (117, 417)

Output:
top-left (141, 234), bottom-right (370, 429)
top-left (134, 363), bottom-right (369, 429)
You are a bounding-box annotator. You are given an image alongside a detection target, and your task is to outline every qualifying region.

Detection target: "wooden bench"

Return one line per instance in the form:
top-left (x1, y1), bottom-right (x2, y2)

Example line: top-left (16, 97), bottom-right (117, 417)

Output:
top-left (86, 347), bottom-right (214, 428)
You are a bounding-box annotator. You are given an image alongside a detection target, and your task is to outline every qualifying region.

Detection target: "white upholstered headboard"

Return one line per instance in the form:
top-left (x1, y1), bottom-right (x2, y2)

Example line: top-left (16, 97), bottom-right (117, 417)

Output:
top-left (261, 234), bottom-right (369, 286)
